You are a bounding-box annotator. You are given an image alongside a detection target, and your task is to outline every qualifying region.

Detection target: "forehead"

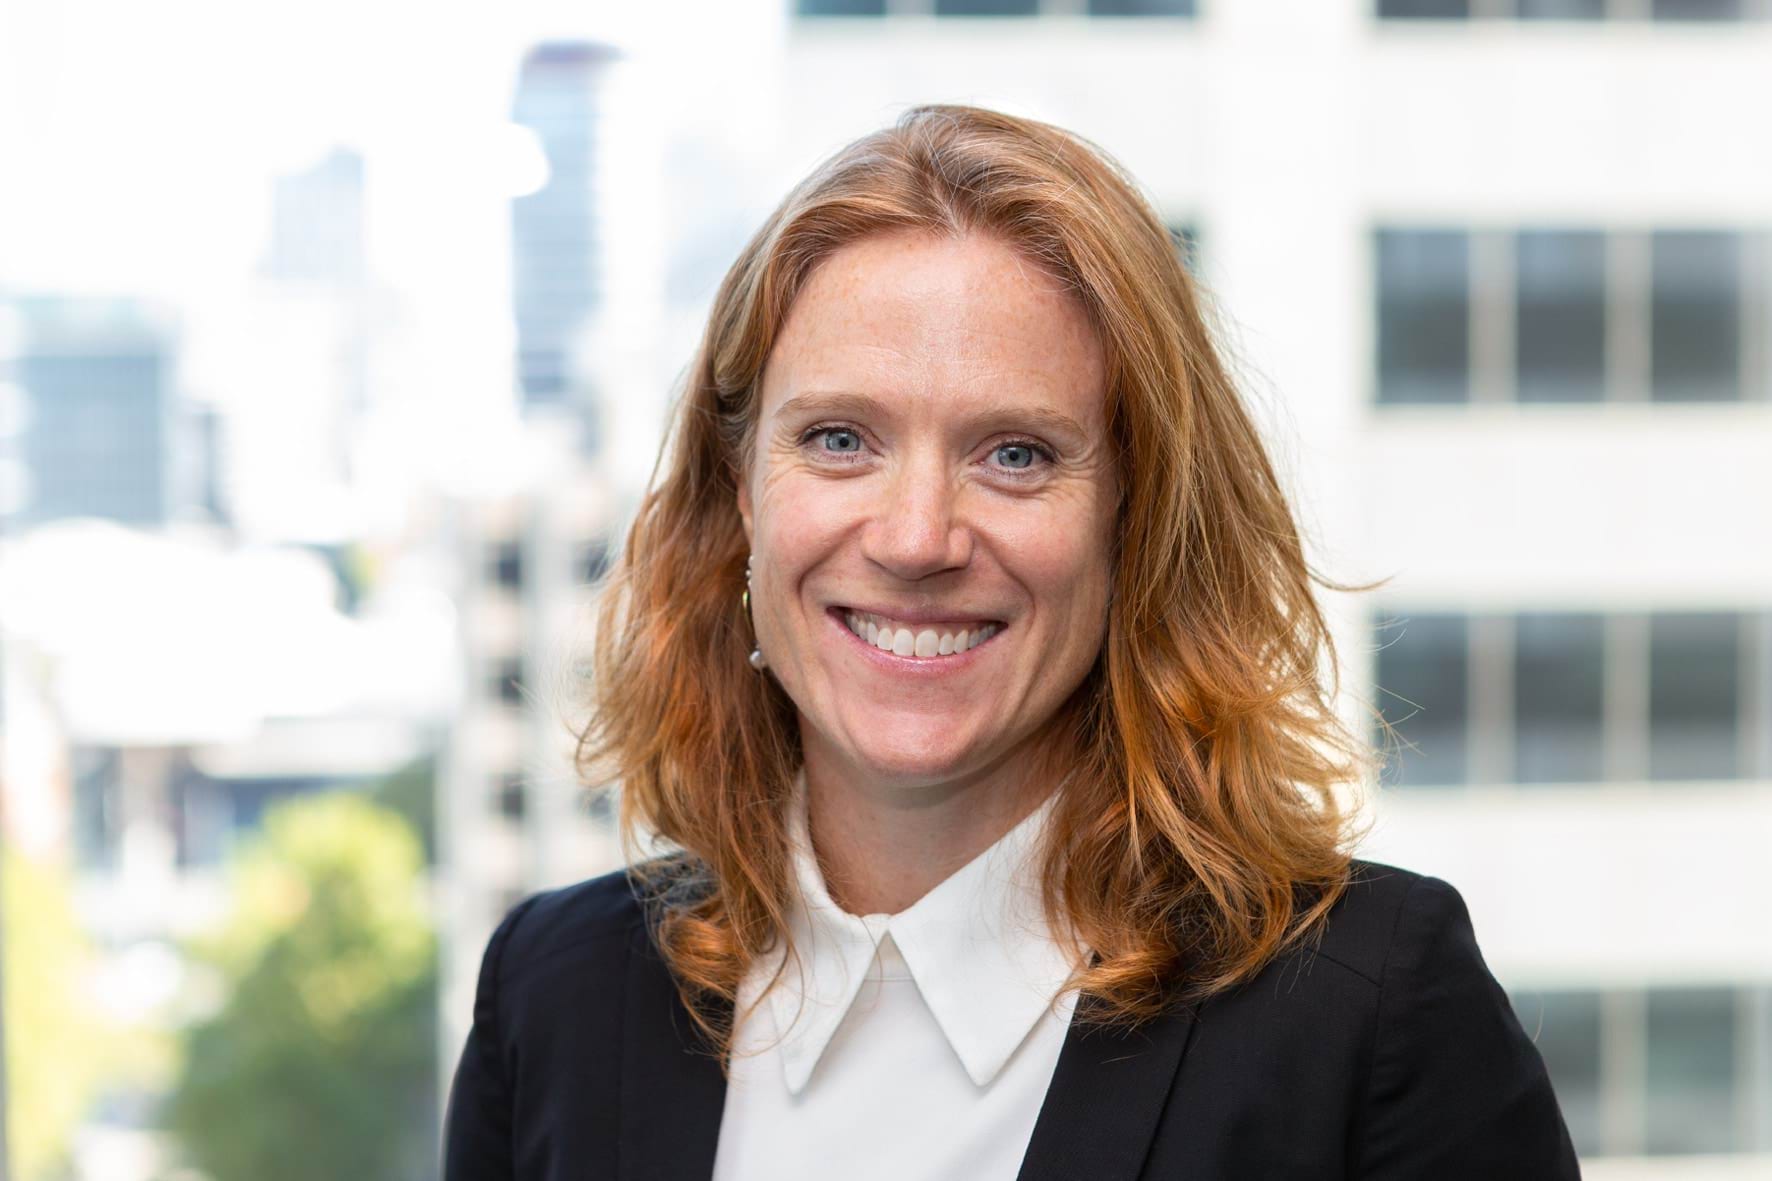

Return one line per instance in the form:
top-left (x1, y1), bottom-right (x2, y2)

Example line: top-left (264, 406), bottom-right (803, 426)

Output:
top-left (758, 228), bottom-right (1107, 426)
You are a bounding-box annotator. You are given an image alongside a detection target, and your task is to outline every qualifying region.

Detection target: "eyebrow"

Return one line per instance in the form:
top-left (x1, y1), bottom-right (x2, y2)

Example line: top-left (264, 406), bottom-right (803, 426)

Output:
top-left (775, 390), bottom-right (1094, 443)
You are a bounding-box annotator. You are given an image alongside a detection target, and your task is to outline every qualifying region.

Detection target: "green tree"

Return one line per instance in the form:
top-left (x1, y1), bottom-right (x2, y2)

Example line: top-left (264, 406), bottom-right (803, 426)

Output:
top-left (166, 791), bottom-right (438, 1181)
top-left (371, 755), bottom-right (437, 868)
top-left (1, 846), bottom-right (116, 1180)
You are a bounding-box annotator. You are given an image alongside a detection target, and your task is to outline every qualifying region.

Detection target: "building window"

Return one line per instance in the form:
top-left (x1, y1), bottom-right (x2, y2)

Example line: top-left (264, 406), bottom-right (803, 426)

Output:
top-left (517, 350), bottom-right (568, 401)
top-left (1375, 224), bottom-right (1763, 406)
top-left (1514, 612), bottom-right (1606, 784)
top-left (1376, 608), bottom-right (1766, 788)
top-left (1648, 611), bottom-right (1741, 781)
top-left (1376, 229), bottom-right (1471, 405)
top-left (1378, 0), bottom-right (1758, 18)
top-left (1375, 0), bottom-right (1471, 17)
top-left (495, 772), bottom-right (527, 822)
top-left (1510, 989), bottom-right (1604, 1156)
top-left (1516, 229), bottom-right (1607, 404)
top-left (934, 0), bottom-right (1040, 14)
top-left (1644, 987), bottom-right (1740, 1154)
top-left (1651, 230), bottom-right (1743, 403)
top-left (1519, 0), bottom-right (1606, 17)
top-left (1652, 0), bottom-right (1745, 19)
top-left (795, 0), bottom-right (887, 13)
top-left (1509, 985), bottom-right (1764, 1159)
top-left (582, 784), bottom-right (616, 823)
top-left (579, 537), bottom-right (611, 585)
top-left (1373, 610), bottom-right (1470, 787)
top-left (1088, 0), bottom-right (1196, 14)
top-left (491, 656), bottom-right (526, 707)
top-left (489, 539), bottom-right (523, 592)
top-left (1167, 221), bottom-right (1202, 275)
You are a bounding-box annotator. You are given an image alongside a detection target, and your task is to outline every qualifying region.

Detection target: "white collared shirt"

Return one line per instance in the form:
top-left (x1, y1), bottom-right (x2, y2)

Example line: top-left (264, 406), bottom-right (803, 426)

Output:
top-left (710, 772), bottom-right (1086, 1181)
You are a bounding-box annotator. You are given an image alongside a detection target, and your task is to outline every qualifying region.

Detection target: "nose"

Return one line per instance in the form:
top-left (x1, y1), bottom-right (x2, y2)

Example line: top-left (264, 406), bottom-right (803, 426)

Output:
top-left (859, 451), bottom-right (972, 581)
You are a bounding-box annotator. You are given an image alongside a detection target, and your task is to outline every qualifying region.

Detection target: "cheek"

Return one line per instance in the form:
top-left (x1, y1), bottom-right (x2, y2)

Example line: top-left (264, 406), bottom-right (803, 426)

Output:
top-left (750, 474), bottom-right (858, 596)
top-left (1045, 542), bottom-right (1113, 632)
top-left (991, 505), bottom-right (1114, 624)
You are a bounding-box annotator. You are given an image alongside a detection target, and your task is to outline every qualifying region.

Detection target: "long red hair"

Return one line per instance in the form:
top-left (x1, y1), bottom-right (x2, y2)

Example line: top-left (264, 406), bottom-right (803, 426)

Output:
top-left (574, 103), bottom-right (1390, 1065)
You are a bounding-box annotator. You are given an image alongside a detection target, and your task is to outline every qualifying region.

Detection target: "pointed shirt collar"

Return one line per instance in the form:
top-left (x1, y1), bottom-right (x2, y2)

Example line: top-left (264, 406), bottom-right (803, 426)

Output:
top-left (752, 770), bottom-right (1083, 1096)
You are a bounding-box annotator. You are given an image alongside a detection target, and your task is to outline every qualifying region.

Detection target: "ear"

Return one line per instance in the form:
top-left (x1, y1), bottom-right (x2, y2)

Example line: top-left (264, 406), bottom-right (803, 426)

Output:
top-left (736, 461), bottom-right (754, 546)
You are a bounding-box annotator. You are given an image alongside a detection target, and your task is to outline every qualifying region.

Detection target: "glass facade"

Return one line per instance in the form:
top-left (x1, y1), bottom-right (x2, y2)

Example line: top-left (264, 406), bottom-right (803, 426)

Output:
top-left (510, 41), bottom-right (617, 419)
top-left (13, 298), bottom-right (172, 529)
top-left (934, 0), bottom-right (1041, 13)
top-left (1374, 610), bottom-right (1470, 786)
top-left (1380, 0), bottom-right (1757, 19)
top-left (1376, 609), bottom-right (1767, 787)
top-left (1089, 0), bottom-right (1196, 14)
top-left (1648, 611), bottom-right (1742, 781)
top-left (1519, 0), bottom-right (1607, 17)
top-left (1514, 612), bottom-right (1607, 785)
top-left (1511, 985), bottom-right (1770, 1158)
top-left (1376, 224), bottom-right (1763, 405)
top-left (1652, 0), bottom-right (1745, 19)
top-left (1376, 229), bottom-right (1471, 405)
top-left (1377, 0), bottom-right (1472, 16)
top-left (1516, 230), bottom-right (1607, 404)
top-left (796, 0), bottom-right (889, 12)
top-left (1512, 989), bottom-right (1605, 1156)
top-left (1651, 230), bottom-right (1743, 404)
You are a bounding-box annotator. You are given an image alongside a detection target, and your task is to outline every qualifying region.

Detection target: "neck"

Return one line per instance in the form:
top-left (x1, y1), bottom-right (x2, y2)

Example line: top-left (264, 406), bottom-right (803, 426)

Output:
top-left (799, 730), bottom-right (1067, 916)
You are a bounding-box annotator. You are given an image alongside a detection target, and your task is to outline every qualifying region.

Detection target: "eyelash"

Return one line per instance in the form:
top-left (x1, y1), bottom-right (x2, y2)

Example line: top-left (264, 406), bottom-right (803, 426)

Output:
top-left (797, 423), bottom-right (1057, 479)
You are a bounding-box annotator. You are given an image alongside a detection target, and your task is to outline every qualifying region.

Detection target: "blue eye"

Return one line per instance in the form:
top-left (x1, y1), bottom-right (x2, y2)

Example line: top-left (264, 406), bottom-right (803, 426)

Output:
top-left (819, 428), bottom-right (862, 453)
top-left (993, 440), bottom-right (1056, 474)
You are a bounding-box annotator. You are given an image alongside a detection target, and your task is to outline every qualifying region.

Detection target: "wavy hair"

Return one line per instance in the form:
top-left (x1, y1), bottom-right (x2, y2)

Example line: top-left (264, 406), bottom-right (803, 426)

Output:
top-left (574, 103), bottom-right (1391, 1065)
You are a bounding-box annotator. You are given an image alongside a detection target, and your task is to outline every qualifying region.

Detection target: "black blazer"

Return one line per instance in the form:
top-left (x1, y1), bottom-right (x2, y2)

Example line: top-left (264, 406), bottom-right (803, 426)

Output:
top-left (443, 857), bottom-right (1582, 1180)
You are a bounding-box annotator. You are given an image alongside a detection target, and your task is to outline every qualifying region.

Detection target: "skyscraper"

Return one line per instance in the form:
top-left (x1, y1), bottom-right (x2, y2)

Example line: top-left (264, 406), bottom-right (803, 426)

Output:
top-left (509, 40), bottom-right (619, 435)
top-left (6, 295), bottom-right (177, 530)
top-left (259, 146), bottom-right (367, 289)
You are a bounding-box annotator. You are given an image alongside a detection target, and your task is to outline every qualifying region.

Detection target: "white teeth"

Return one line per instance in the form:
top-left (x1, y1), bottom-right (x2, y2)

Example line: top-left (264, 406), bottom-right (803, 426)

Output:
top-left (840, 611), bottom-right (1000, 659)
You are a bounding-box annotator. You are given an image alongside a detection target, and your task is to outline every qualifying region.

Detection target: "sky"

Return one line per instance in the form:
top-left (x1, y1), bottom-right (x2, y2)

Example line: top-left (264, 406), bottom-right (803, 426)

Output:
top-left (0, 0), bottom-right (743, 293)
top-left (0, 0), bottom-right (525, 296)
top-left (0, 0), bottom-right (791, 505)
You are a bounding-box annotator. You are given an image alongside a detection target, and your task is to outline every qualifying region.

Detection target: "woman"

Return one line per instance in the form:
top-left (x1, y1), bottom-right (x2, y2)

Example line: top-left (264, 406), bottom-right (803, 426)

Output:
top-left (444, 104), bottom-right (1580, 1180)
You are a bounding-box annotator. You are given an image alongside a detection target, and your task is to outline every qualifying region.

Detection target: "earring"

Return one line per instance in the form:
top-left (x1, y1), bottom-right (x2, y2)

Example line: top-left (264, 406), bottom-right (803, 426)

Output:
top-left (743, 554), bottom-right (766, 671)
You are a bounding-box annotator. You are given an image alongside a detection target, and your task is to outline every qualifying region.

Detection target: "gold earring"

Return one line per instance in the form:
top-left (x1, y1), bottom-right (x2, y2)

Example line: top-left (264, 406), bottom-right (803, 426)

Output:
top-left (744, 555), bottom-right (765, 671)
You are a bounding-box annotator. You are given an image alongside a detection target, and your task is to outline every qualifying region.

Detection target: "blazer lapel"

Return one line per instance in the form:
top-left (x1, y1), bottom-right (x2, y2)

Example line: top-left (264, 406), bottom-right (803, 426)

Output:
top-left (1016, 990), bottom-right (1199, 1181)
top-left (618, 923), bottom-right (732, 1181)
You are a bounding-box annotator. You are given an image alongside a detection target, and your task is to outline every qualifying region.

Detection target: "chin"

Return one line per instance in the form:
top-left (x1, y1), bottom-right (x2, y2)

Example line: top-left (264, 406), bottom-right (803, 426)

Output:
top-left (835, 721), bottom-right (991, 786)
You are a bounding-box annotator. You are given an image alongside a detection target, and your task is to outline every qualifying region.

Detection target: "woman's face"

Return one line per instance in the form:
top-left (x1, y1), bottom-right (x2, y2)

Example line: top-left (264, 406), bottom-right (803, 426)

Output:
top-left (737, 228), bottom-right (1117, 792)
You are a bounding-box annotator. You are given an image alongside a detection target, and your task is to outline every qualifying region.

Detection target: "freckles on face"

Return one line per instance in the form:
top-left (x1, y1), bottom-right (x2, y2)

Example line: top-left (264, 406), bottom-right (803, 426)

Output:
top-left (737, 227), bottom-right (1118, 787)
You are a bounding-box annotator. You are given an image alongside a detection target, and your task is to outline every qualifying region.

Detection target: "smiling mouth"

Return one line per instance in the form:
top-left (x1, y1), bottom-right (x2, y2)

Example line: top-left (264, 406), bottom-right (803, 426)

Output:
top-left (832, 608), bottom-right (1003, 659)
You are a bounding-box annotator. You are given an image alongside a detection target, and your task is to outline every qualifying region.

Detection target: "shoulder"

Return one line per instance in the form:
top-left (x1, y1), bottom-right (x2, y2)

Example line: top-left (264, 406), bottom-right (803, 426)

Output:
top-left (449, 865), bottom-right (656, 1172)
top-left (465, 863), bottom-right (655, 1063)
top-left (492, 865), bottom-right (647, 979)
top-left (477, 852), bottom-right (707, 998)
top-left (1310, 864), bottom-right (1582, 1173)
top-left (1300, 856), bottom-right (1448, 988)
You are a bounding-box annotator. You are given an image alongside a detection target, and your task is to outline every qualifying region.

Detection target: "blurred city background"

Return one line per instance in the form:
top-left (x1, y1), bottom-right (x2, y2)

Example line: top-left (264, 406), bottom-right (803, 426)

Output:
top-left (0, 1), bottom-right (1768, 1178)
